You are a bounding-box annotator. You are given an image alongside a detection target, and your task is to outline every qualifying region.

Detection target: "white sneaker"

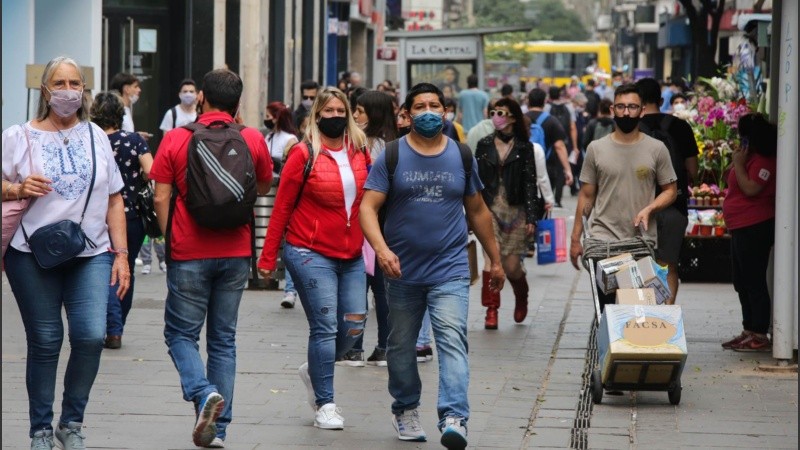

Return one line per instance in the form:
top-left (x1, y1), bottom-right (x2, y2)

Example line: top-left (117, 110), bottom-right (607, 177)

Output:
top-left (281, 292), bottom-right (296, 309)
top-left (135, 258), bottom-right (143, 266)
top-left (314, 403), bottom-right (344, 430)
top-left (205, 437), bottom-right (225, 448)
top-left (393, 408), bottom-right (427, 441)
top-left (159, 261), bottom-right (167, 272)
top-left (141, 264), bottom-right (151, 275)
top-left (440, 416), bottom-right (468, 450)
top-left (298, 362), bottom-right (316, 411)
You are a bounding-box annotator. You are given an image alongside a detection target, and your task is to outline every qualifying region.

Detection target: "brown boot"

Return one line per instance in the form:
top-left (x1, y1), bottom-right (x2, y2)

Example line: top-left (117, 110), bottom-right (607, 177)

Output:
top-left (509, 276), bottom-right (529, 323)
top-left (482, 271), bottom-right (500, 329)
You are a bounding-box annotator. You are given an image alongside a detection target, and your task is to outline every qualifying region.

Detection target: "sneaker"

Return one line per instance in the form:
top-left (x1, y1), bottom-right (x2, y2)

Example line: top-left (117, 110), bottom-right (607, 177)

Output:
top-left (193, 392), bottom-right (225, 447)
top-left (30, 429), bottom-right (54, 450)
top-left (54, 422), bottom-right (85, 450)
top-left (731, 334), bottom-right (771, 352)
top-left (159, 261), bottom-right (167, 272)
top-left (314, 403), bottom-right (344, 429)
top-left (298, 362), bottom-right (316, 411)
top-left (440, 416), bottom-right (468, 450)
top-left (281, 292), bottom-right (296, 309)
top-left (392, 409), bottom-right (427, 442)
top-left (416, 346), bottom-right (433, 363)
top-left (722, 331), bottom-right (750, 349)
top-left (135, 257), bottom-right (143, 266)
top-left (141, 264), bottom-right (151, 275)
top-left (335, 350), bottom-right (365, 367)
top-left (366, 347), bottom-right (387, 367)
top-left (204, 437), bottom-right (225, 448)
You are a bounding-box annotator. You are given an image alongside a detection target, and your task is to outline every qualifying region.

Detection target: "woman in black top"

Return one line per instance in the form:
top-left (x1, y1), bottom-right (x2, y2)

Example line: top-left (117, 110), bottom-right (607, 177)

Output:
top-left (474, 98), bottom-right (540, 330)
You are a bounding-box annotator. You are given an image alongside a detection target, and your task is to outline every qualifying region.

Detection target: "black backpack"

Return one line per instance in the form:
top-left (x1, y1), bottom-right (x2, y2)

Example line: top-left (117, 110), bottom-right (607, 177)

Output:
top-left (638, 115), bottom-right (684, 198)
top-left (549, 103), bottom-right (573, 149)
top-left (181, 121), bottom-right (257, 229)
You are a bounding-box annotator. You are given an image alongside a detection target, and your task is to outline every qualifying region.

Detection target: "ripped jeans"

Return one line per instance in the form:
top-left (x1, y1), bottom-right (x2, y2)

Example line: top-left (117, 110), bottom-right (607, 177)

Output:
top-left (283, 243), bottom-right (367, 406)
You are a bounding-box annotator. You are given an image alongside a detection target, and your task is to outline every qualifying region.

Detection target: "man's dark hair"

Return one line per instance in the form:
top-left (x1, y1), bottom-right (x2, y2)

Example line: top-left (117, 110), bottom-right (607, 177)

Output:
top-left (670, 93), bottom-right (688, 105)
top-left (527, 88), bottom-right (547, 108)
top-left (201, 69), bottom-right (243, 115)
top-left (467, 74), bottom-right (479, 88)
top-left (300, 79), bottom-right (320, 91)
top-left (178, 78), bottom-right (196, 91)
top-left (598, 98), bottom-right (613, 116)
top-left (635, 78), bottom-right (662, 105)
top-left (404, 83), bottom-right (445, 112)
top-left (500, 84), bottom-right (513, 97)
top-left (613, 83), bottom-right (641, 100)
top-left (587, 79), bottom-right (596, 88)
top-left (109, 72), bottom-right (138, 94)
top-left (548, 86), bottom-right (560, 101)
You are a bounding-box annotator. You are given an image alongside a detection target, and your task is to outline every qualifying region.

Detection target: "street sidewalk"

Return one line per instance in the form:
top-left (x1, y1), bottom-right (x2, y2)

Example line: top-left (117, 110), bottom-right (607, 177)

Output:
top-left (2, 194), bottom-right (797, 449)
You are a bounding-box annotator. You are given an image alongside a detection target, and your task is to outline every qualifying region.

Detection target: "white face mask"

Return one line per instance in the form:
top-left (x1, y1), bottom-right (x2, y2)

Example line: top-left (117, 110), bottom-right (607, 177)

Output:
top-left (445, 112), bottom-right (455, 122)
top-left (673, 103), bottom-right (687, 112)
top-left (129, 94), bottom-right (139, 105)
top-left (180, 92), bottom-right (197, 105)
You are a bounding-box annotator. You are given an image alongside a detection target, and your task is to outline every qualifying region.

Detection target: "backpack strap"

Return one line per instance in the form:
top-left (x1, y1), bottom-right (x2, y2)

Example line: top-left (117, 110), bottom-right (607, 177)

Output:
top-left (456, 141), bottom-right (473, 195)
top-left (535, 111), bottom-right (553, 160)
top-left (171, 107), bottom-right (177, 129)
top-left (384, 138), bottom-right (400, 185)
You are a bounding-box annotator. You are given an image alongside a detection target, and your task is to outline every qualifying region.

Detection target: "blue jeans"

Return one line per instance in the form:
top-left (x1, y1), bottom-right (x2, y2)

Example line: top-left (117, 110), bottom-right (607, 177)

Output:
top-left (284, 267), bottom-right (296, 294)
top-left (163, 257), bottom-right (249, 440)
top-left (283, 243), bottom-right (366, 406)
top-left (106, 217), bottom-right (146, 336)
top-left (385, 277), bottom-right (471, 429)
top-left (5, 248), bottom-right (113, 437)
top-left (416, 309), bottom-right (432, 348)
top-left (353, 264), bottom-right (389, 352)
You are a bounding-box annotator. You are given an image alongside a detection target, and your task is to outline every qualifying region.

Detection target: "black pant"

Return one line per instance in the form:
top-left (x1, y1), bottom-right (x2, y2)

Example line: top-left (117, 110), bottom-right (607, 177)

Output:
top-left (730, 219), bottom-right (775, 334)
top-left (546, 157), bottom-right (565, 205)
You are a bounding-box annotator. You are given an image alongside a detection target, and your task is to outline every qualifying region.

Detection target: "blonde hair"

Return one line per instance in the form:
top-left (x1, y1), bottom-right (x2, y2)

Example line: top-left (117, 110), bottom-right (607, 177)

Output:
top-left (36, 56), bottom-right (90, 121)
top-left (304, 87), bottom-right (367, 162)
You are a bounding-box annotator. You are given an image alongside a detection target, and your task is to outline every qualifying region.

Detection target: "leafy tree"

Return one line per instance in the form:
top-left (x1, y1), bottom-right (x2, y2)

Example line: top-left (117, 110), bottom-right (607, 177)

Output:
top-left (474, 0), bottom-right (590, 43)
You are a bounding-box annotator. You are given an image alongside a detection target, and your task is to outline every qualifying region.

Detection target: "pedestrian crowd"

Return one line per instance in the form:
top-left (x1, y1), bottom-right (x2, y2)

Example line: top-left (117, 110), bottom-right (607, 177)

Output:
top-left (1, 56), bottom-right (777, 450)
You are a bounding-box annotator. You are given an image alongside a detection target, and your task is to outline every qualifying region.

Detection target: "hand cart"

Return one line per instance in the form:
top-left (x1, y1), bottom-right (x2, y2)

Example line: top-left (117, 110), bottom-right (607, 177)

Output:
top-left (581, 217), bottom-right (683, 405)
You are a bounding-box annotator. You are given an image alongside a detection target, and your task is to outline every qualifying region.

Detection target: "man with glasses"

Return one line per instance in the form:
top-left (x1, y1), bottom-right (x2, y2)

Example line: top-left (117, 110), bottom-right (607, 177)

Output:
top-left (292, 79), bottom-right (319, 134)
top-left (569, 83), bottom-right (678, 310)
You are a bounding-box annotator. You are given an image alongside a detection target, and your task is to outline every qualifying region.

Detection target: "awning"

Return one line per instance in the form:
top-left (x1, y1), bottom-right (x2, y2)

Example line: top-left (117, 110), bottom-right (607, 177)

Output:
top-left (717, 9), bottom-right (772, 32)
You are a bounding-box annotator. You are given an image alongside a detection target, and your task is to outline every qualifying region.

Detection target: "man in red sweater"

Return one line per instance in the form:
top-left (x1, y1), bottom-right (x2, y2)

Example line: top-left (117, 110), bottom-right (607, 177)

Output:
top-left (151, 69), bottom-right (272, 448)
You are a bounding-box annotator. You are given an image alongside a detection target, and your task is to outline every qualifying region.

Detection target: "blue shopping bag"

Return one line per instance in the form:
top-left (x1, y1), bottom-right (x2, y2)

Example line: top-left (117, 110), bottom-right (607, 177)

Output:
top-left (537, 216), bottom-right (567, 265)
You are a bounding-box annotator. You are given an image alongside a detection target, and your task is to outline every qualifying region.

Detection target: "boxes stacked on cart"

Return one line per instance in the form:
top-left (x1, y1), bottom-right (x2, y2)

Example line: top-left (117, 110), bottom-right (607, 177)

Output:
top-left (597, 305), bottom-right (688, 384)
top-left (595, 254), bottom-right (671, 304)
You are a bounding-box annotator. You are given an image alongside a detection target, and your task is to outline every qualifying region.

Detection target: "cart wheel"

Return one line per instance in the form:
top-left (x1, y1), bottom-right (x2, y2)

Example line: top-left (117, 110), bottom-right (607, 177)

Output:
top-left (591, 370), bottom-right (603, 404)
top-left (668, 384), bottom-right (682, 405)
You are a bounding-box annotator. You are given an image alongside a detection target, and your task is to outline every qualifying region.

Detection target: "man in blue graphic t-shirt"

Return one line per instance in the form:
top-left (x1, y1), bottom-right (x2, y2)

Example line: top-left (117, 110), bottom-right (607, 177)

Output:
top-left (360, 82), bottom-right (504, 449)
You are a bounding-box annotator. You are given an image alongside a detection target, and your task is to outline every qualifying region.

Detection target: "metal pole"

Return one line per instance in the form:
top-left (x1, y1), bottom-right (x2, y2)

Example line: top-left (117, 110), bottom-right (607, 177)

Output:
top-left (771, 0), bottom-right (798, 361)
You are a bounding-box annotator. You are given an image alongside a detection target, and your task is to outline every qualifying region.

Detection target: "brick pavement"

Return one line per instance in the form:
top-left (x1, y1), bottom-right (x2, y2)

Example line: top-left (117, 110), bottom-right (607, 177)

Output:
top-left (2, 196), bottom-right (797, 449)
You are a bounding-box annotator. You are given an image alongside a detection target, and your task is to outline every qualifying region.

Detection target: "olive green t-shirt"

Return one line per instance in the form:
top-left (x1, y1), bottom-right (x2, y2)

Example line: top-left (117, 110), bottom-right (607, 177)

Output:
top-left (580, 133), bottom-right (677, 245)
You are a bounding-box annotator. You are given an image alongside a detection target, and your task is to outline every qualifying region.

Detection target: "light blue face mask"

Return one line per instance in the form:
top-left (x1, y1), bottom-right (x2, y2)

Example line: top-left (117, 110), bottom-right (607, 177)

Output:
top-left (412, 111), bottom-right (444, 138)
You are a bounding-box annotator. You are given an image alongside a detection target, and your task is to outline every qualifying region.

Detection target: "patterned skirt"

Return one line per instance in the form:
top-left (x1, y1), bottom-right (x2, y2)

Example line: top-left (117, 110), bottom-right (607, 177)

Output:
top-left (490, 184), bottom-right (529, 256)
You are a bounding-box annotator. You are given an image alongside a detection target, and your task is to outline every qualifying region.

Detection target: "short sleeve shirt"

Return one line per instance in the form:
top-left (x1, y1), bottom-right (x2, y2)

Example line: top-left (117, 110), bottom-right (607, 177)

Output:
top-left (159, 104), bottom-right (198, 131)
top-left (2, 122), bottom-right (125, 255)
top-left (580, 133), bottom-right (677, 245)
top-left (108, 130), bottom-right (149, 218)
top-left (525, 111), bottom-right (568, 151)
top-left (722, 153), bottom-right (776, 230)
top-left (364, 136), bottom-right (484, 285)
top-left (459, 88), bottom-right (490, 132)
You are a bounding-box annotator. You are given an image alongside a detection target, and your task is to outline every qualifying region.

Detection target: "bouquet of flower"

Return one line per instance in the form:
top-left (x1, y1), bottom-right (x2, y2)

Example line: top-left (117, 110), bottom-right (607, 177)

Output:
top-left (685, 76), bottom-right (753, 190)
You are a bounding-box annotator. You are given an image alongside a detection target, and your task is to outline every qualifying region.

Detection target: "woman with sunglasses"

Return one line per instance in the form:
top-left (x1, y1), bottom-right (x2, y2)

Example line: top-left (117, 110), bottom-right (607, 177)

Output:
top-left (474, 98), bottom-right (541, 329)
top-left (257, 87), bottom-right (370, 430)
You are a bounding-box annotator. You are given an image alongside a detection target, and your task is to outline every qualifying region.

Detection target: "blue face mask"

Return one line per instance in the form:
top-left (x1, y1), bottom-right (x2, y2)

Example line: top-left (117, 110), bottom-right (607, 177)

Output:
top-left (412, 111), bottom-right (444, 138)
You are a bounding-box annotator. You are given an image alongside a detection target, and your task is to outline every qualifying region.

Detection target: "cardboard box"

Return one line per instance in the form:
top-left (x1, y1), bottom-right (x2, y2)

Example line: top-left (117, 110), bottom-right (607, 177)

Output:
top-left (595, 253), bottom-right (635, 294)
top-left (616, 288), bottom-right (657, 305)
top-left (597, 305), bottom-right (687, 384)
top-left (615, 256), bottom-right (671, 304)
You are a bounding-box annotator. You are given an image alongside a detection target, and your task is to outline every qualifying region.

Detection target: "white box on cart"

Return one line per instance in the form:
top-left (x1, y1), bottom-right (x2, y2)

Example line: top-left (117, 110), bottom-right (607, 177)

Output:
top-left (595, 253), bottom-right (635, 294)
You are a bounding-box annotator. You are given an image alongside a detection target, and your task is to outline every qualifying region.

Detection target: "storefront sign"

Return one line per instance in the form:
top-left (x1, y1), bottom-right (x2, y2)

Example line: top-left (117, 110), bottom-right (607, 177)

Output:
top-left (405, 38), bottom-right (478, 60)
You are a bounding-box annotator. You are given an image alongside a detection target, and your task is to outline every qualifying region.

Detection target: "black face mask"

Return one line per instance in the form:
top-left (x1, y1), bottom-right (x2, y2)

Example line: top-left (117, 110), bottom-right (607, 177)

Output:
top-left (398, 126), bottom-right (412, 137)
top-left (495, 130), bottom-right (514, 143)
top-left (614, 116), bottom-right (640, 134)
top-left (263, 119), bottom-right (274, 129)
top-left (318, 116), bottom-right (348, 138)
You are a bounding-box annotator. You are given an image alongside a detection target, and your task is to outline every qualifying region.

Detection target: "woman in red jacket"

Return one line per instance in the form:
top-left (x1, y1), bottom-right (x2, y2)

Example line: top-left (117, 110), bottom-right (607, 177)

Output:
top-left (258, 87), bottom-right (370, 430)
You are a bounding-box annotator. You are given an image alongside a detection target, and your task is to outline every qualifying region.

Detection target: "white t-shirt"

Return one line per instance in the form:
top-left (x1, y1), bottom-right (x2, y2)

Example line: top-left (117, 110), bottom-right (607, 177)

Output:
top-left (1, 122), bottom-right (125, 256)
top-left (122, 106), bottom-right (134, 132)
top-left (265, 130), bottom-right (298, 160)
top-left (159, 104), bottom-right (198, 131)
top-left (532, 142), bottom-right (555, 205)
top-left (327, 148), bottom-right (356, 219)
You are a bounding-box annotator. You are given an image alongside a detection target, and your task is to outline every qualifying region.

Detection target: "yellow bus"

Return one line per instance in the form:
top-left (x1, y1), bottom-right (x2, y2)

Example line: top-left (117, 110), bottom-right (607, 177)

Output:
top-left (485, 41), bottom-right (612, 89)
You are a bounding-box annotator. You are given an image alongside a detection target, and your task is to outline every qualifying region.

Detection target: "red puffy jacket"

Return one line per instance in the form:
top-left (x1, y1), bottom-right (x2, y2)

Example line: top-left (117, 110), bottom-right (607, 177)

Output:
top-left (258, 142), bottom-right (371, 270)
